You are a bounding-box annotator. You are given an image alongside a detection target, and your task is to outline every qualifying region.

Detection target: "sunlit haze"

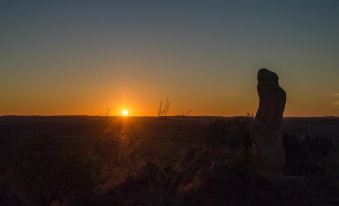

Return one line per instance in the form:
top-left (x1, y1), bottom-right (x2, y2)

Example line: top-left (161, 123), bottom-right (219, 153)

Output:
top-left (121, 109), bottom-right (129, 117)
top-left (1, 1), bottom-right (339, 116)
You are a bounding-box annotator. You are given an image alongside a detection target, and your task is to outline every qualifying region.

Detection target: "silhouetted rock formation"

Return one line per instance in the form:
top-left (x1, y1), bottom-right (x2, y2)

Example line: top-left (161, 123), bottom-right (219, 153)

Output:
top-left (251, 68), bottom-right (286, 176)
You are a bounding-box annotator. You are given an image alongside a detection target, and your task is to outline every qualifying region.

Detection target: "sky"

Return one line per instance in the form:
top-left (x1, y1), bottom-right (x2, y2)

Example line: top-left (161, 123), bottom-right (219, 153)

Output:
top-left (1, 0), bottom-right (339, 116)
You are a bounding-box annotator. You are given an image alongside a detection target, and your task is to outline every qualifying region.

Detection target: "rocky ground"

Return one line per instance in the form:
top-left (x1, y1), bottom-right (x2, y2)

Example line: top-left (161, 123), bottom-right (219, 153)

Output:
top-left (0, 116), bottom-right (339, 205)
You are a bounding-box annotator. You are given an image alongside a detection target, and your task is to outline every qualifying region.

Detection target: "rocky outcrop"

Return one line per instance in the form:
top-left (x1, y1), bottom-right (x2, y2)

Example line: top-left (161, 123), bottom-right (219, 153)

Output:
top-left (251, 68), bottom-right (286, 176)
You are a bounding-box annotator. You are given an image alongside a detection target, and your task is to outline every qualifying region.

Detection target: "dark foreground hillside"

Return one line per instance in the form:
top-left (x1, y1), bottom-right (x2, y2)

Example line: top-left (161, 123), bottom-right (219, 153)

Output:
top-left (1, 116), bottom-right (339, 206)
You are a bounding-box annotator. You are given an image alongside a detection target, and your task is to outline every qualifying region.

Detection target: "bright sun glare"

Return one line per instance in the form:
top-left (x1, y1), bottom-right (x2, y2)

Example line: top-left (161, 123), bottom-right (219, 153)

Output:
top-left (121, 109), bottom-right (129, 117)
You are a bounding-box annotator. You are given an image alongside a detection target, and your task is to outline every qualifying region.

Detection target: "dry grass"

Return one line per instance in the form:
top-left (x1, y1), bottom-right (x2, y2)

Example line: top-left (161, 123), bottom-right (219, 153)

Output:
top-left (0, 116), bottom-right (338, 205)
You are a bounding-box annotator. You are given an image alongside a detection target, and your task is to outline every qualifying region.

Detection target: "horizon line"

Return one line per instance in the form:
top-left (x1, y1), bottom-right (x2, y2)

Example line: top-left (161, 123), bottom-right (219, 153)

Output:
top-left (1, 115), bottom-right (339, 118)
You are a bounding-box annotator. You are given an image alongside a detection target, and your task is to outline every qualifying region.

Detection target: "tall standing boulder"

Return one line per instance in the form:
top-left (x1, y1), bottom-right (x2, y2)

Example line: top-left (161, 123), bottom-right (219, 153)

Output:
top-left (251, 68), bottom-right (286, 176)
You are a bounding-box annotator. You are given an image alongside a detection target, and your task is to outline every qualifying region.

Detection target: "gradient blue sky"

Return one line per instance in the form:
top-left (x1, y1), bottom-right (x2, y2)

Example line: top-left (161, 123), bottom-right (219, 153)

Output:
top-left (1, 0), bottom-right (339, 116)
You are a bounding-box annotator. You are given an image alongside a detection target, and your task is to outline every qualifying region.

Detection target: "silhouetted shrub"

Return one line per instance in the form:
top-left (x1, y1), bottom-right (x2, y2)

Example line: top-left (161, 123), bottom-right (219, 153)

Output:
top-left (205, 117), bottom-right (252, 150)
top-left (5, 133), bottom-right (122, 206)
top-left (283, 133), bottom-right (334, 176)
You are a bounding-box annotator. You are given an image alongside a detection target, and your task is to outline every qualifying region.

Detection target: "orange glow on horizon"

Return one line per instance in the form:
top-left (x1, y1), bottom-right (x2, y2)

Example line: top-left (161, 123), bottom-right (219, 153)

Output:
top-left (121, 109), bottom-right (129, 116)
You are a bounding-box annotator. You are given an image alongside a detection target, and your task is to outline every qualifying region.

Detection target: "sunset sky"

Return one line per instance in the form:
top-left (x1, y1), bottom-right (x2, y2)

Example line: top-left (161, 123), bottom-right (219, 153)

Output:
top-left (1, 1), bottom-right (339, 116)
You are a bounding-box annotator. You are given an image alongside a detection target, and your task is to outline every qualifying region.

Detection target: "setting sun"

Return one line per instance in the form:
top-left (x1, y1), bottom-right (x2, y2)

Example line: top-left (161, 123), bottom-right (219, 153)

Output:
top-left (121, 109), bottom-right (129, 116)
